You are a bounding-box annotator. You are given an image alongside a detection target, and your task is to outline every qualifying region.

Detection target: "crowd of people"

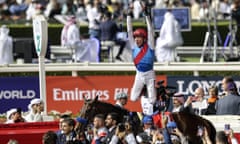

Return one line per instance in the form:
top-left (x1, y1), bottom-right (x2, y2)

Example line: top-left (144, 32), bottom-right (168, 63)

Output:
top-left (0, 0), bottom-right (238, 21)
top-left (0, 0), bottom-right (239, 63)
top-left (3, 76), bottom-right (240, 144)
top-left (44, 76), bottom-right (239, 144)
top-left (5, 98), bottom-right (45, 124)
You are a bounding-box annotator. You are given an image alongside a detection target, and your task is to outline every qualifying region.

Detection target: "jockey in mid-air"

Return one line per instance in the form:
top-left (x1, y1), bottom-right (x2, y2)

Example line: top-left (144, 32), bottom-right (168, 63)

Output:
top-left (127, 2), bottom-right (156, 114)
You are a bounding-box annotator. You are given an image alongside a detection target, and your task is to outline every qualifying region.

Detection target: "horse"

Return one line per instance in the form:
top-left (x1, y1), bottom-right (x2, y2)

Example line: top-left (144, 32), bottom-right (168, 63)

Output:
top-left (154, 80), bottom-right (216, 143)
top-left (171, 111), bottom-right (216, 144)
top-left (77, 96), bottom-right (142, 135)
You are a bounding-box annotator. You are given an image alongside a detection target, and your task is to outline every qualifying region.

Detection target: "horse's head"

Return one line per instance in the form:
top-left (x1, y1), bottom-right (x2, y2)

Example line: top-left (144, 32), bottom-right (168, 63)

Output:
top-left (77, 95), bottom-right (139, 133)
top-left (76, 96), bottom-right (99, 132)
top-left (79, 96), bottom-right (99, 120)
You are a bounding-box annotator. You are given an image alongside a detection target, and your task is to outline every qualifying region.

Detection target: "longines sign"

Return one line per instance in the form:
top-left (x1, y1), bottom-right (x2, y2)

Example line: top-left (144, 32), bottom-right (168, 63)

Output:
top-left (167, 76), bottom-right (240, 96)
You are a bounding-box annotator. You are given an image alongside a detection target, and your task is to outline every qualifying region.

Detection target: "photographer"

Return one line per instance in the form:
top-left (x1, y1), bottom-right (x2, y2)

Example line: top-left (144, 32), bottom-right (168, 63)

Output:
top-left (154, 80), bottom-right (176, 113)
top-left (109, 119), bottom-right (137, 144)
top-left (141, 80), bottom-right (174, 116)
top-left (136, 115), bottom-right (173, 144)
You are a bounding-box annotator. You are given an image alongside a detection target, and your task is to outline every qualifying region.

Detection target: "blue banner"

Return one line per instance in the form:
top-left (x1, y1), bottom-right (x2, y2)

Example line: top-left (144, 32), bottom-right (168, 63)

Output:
top-left (0, 77), bottom-right (39, 113)
top-left (167, 76), bottom-right (240, 96)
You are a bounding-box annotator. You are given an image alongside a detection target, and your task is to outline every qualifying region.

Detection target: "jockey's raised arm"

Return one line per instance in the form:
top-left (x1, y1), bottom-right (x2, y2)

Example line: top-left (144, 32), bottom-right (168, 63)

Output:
top-left (127, 15), bottom-right (135, 49)
top-left (146, 16), bottom-right (155, 50)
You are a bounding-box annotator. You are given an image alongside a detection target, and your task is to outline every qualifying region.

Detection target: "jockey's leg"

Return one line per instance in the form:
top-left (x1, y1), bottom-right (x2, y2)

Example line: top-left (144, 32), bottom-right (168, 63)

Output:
top-left (145, 70), bottom-right (156, 104)
top-left (130, 72), bottom-right (145, 102)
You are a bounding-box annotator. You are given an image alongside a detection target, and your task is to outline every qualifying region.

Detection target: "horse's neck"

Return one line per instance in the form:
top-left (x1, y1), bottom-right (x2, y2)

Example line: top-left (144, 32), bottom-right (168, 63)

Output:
top-left (100, 103), bottom-right (129, 117)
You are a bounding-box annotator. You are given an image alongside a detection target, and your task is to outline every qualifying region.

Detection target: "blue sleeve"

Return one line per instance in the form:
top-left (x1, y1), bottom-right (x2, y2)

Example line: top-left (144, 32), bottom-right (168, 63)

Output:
top-left (95, 139), bottom-right (101, 144)
top-left (162, 128), bottom-right (172, 144)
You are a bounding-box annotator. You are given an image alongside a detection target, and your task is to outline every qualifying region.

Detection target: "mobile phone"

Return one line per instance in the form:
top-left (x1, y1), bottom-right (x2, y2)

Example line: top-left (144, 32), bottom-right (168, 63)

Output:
top-left (224, 124), bottom-right (230, 135)
top-left (167, 127), bottom-right (175, 133)
top-left (197, 126), bottom-right (203, 137)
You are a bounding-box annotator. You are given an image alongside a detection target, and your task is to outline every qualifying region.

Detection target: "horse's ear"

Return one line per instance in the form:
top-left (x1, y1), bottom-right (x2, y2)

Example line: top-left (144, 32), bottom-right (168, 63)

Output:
top-left (94, 96), bottom-right (99, 102)
top-left (84, 95), bottom-right (87, 103)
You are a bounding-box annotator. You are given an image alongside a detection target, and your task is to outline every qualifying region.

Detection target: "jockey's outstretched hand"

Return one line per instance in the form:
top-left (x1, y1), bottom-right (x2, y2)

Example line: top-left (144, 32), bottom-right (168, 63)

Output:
top-left (140, 1), bottom-right (150, 16)
top-left (127, 3), bottom-right (133, 16)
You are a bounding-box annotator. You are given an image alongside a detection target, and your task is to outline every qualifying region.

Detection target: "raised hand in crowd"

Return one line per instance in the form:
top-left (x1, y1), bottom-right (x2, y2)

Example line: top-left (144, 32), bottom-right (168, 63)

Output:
top-left (201, 127), bottom-right (212, 144)
top-left (115, 124), bottom-right (126, 141)
top-left (228, 128), bottom-right (238, 144)
top-left (185, 96), bottom-right (193, 106)
top-left (172, 126), bottom-right (189, 144)
top-left (152, 129), bottom-right (164, 143)
top-left (161, 113), bottom-right (168, 128)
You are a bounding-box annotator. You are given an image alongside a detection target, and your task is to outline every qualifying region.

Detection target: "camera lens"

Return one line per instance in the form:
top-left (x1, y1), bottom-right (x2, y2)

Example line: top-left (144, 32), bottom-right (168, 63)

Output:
top-left (118, 123), bottom-right (125, 132)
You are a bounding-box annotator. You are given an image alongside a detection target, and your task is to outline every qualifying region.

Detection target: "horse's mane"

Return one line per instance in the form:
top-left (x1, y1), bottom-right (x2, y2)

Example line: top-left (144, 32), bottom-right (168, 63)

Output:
top-left (93, 98), bottom-right (129, 114)
top-left (172, 111), bottom-right (216, 144)
top-left (95, 99), bottom-right (124, 109)
top-left (80, 96), bottom-right (129, 122)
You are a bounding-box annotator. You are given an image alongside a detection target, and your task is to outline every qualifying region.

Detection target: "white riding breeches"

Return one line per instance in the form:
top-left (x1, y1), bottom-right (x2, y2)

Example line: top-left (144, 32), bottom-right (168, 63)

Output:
top-left (130, 70), bottom-right (156, 104)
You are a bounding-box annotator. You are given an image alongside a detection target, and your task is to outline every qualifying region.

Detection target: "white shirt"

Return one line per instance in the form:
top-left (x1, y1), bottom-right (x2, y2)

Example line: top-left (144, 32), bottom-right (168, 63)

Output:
top-left (155, 12), bottom-right (183, 62)
top-left (25, 111), bottom-right (43, 122)
top-left (5, 119), bottom-right (14, 124)
top-left (61, 22), bottom-right (80, 48)
top-left (26, 3), bottom-right (41, 20)
top-left (0, 32), bottom-right (13, 64)
top-left (192, 99), bottom-right (208, 115)
top-left (172, 105), bottom-right (182, 113)
top-left (110, 133), bottom-right (137, 144)
top-left (133, 0), bottom-right (142, 19)
top-left (87, 7), bottom-right (101, 29)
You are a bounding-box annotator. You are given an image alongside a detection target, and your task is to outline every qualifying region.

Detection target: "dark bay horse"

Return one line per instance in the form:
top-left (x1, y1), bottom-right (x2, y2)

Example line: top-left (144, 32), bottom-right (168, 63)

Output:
top-left (171, 111), bottom-right (216, 144)
top-left (77, 96), bottom-right (142, 134)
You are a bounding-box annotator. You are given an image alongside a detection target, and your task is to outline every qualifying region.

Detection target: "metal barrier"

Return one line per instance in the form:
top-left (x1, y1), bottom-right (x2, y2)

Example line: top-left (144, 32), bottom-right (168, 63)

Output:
top-left (51, 45), bottom-right (240, 60)
top-left (202, 115), bottom-right (240, 133)
top-left (1, 62), bottom-right (240, 76)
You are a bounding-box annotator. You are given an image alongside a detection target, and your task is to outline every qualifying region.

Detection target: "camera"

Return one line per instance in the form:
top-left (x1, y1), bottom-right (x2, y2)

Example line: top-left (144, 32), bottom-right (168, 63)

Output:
top-left (118, 123), bottom-right (126, 132)
top-left (155, 80), bottom-right (176, 112)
